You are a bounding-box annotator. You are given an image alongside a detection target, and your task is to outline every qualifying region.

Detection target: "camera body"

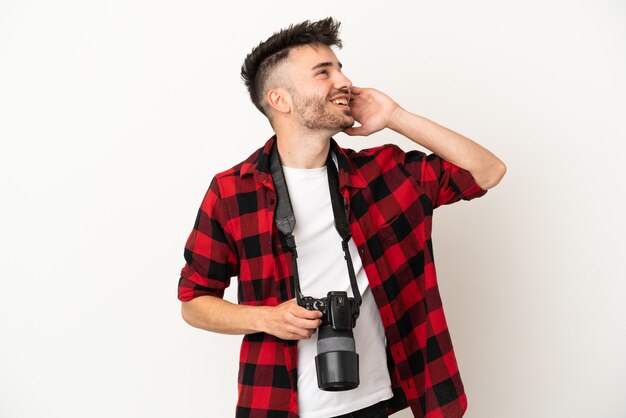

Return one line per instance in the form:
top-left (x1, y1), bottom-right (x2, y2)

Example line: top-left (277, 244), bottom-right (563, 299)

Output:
top-left (301, 291), bottom-right (360, 391)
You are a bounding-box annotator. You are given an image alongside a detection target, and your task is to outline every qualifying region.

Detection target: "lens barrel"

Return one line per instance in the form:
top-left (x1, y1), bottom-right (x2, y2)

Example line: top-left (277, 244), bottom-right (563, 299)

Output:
top-left (314, 326), bottom-right (359, 391)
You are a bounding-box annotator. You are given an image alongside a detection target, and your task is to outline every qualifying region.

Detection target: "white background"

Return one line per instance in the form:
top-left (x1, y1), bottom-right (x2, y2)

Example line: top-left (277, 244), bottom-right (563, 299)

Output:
top-left (1, 1), bottom-right (625, 417)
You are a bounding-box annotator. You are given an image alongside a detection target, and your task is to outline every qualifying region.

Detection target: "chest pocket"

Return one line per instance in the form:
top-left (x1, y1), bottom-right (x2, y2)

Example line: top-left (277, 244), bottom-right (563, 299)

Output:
top-left (368, 165), bottom-right (431, 240)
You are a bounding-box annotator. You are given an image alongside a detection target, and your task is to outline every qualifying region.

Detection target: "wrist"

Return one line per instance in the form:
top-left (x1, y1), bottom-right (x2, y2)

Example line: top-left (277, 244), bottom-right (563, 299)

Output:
top-left (255, 305), bottom-right (271, 334)
top-left (386, 105), bottom-right (409, 133)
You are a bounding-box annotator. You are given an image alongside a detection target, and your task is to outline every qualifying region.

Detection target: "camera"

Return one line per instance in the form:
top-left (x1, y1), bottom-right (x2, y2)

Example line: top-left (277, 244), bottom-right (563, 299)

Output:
top-left (301, 291), bottom-right (360, 391)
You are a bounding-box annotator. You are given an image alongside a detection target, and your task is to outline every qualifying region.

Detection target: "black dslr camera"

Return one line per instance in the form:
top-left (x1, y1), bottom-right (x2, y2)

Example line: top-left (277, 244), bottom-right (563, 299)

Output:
top-left (301, 291), bottom-right (360, 391)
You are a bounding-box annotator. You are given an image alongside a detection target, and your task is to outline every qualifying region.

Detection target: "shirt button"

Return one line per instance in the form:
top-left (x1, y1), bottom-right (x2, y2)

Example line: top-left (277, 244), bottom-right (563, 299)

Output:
top-left (269, 198), bottom-right (275, 205)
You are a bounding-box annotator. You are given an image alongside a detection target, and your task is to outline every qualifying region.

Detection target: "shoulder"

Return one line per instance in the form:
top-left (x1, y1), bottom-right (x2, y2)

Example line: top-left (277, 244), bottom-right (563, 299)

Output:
top-left (210, 142), bottom-right (268, 198)
top-left (343, 143), bottom-right (420, 174)
top-left (216, 145), bottom-right (260, 179)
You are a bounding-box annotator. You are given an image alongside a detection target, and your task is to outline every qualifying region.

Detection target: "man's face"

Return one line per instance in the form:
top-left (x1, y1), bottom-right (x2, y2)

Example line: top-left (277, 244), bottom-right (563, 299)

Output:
top-left (282, 44), bottom-right (354, 132)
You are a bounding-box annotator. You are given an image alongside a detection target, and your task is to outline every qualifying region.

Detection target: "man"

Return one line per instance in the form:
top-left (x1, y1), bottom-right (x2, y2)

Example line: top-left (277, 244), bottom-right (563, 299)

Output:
top-left (178, 17), bottom-right (505, 418)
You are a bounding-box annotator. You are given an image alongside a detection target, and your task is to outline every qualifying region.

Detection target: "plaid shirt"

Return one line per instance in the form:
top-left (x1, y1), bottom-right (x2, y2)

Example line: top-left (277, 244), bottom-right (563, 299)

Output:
top-left (178, 136), bottom-right (487, 418)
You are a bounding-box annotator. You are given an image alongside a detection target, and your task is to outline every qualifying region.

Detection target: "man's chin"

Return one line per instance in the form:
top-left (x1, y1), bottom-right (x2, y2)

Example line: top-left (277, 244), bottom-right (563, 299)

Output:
top-left (340, 118), bottom-right (355, 131)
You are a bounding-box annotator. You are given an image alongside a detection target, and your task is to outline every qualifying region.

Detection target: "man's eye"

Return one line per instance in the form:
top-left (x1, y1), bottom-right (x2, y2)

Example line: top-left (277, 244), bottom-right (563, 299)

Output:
top-left (317, 70), bottom-right (328, 76)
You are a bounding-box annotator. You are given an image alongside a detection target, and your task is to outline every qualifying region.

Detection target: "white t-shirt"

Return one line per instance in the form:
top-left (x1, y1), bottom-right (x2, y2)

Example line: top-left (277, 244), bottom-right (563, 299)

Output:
top-left (282, 162), bottom-right (393, 418)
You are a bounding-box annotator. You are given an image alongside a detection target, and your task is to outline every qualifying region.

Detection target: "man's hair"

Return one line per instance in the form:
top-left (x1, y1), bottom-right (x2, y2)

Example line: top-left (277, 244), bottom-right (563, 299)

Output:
top-left (241, 17), bottom-right (343, 116)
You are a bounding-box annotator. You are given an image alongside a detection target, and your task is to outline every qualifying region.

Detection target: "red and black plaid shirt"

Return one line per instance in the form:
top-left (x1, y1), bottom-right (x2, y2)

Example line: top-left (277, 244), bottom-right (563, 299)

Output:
top-left (178, 136), bottom-right (487, 418)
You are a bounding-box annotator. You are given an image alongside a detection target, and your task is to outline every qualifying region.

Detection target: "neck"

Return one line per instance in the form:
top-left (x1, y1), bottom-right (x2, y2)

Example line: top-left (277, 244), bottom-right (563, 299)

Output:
top-left (275, 130), bottom-right (333, 169)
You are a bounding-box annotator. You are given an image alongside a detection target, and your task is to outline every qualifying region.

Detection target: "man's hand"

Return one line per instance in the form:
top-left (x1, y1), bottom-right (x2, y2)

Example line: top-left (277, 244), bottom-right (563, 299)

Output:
top-left (344, 86), bottom-right (401, 137)
top-left (261, 298), bottom-right (323, 340)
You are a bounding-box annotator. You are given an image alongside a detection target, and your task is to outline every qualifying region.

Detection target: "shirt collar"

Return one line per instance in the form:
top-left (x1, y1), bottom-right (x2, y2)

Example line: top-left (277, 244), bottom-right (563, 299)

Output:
top-left (240, 135), bottom-right (367, 190)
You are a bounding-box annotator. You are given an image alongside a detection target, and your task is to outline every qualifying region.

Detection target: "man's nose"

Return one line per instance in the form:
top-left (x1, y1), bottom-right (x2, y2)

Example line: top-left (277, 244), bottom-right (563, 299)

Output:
top-left (334, 72), bottom-right (352, 91)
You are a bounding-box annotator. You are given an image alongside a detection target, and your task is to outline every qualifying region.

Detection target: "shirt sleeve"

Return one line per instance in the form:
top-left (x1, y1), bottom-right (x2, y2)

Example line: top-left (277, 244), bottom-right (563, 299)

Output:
top-left (394, 145), bottom-right (488, 208)
top-left (178, 177), bottom-right (239, 301)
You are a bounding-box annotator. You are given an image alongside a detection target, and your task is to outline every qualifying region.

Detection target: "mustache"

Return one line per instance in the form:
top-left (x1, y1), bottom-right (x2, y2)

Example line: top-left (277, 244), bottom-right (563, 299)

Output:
top-left (328, 89), bottom-right (351, 100)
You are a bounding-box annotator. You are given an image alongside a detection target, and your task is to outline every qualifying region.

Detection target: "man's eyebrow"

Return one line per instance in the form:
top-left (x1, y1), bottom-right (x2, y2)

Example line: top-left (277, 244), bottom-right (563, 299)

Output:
top-left (311, 61), bottom-right (343, 71)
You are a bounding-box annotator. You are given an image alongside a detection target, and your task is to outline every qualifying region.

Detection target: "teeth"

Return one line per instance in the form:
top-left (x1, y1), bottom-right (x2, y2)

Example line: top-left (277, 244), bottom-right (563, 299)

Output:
top-left (332, 98), bottom-right (348, 105)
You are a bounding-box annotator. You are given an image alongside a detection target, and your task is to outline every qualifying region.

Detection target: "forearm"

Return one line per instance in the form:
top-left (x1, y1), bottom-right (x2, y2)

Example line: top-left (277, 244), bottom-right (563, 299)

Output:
top-left (181, 295), bottom-right (323, 339)
top-left (388, 108), bottom-right (506, 189)
top-left (181, 295), bottom-right (268, 335)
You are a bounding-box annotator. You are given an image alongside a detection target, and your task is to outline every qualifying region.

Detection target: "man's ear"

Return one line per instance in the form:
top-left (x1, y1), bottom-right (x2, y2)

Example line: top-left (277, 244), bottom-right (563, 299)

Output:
top-left (267, 88), bottom-right (291, 114)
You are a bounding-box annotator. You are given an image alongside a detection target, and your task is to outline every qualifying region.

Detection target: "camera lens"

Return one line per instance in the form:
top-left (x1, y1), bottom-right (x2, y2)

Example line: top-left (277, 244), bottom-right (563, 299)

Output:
top-left (315, 325), bottom-right (359, 391)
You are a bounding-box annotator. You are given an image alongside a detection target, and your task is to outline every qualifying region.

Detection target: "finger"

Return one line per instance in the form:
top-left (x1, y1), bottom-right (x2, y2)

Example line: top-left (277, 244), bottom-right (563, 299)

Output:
top-left (290, 304), bottom-right (323, 319)
top-left (350, 86), bottom-right (364, 94)
top-left (291, 307), bottom-right (323, 320)
top-left (285, 307), bottom-right (322, 327)
top-left (285, 325), bottom-right (316, 340)
top-left (290, 316), bottom-right (322, 330)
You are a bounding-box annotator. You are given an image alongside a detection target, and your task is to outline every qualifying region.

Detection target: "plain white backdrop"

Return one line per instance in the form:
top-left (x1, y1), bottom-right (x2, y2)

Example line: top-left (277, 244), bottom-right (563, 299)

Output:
top-left (1, 1), bottom-right (625, 417)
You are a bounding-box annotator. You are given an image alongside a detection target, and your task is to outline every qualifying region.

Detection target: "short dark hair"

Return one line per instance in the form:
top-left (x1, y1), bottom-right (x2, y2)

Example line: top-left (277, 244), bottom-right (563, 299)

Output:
top-left (241, 17), bottom-right (343, 116)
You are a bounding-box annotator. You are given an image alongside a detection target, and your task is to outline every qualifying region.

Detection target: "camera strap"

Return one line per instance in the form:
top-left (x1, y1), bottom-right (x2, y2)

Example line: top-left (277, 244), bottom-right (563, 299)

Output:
top-left (270, 143), bottom-right (362, 313)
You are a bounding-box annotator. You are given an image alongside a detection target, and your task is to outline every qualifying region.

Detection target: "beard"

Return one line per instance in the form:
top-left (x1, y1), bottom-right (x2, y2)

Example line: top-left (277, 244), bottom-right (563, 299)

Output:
top-left (291, 90), bottom-right (355, 132)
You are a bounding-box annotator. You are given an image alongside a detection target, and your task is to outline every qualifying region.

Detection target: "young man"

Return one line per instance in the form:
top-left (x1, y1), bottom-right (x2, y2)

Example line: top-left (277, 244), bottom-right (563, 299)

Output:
top-left (178, 17), bottom-right (505, 418)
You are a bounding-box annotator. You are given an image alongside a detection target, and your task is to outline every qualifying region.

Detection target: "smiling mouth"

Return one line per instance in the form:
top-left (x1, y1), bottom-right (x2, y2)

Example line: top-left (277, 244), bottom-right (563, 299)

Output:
top-left (330, 96), bottom-right (351, 108)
